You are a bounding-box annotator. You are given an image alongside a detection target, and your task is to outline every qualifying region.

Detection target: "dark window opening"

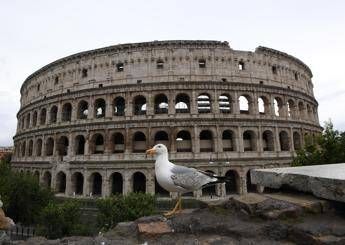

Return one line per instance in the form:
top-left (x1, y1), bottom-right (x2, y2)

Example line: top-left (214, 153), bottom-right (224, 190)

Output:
top-left (94, 98), bottom-right (106, 118)
top-left (294, 72), bottom-right (298, 81)
top-left (156, 59), bottom-right (164, 69)
top-left (222, 130), bottom-right (234, 151)
top-left (111, 172), bottom-right (123, 195)
top-left (133, 172), bottom-right (146, 193)
top-left (198, 59), bottom-right (206, 68)
top-left (82, 68), bottom-right (88, 78)
top-left (175, 94), bottom-right (190, 113)
top-left (99, 84), bottom-right (103, 88)
top-left (112, 133), bottom-right (125, 153)
top-left (54, 76), bottom-right (59, 85)
top-left (272, 66), bottom-right (277, 74)
top-left (154, 94), bottom-right (168, 114)
top-left (238, 61), bottom-right (245, 70)
top-left (114, 97), bottom-right (125, 116)
top-left (116, 63), bottom-right (124, 72)
top-left (133, 96), bottom-right (146, 115)
top-left (77, 100), bottom-right (88, 119)
top-left (137, 80), bottom-right (142, 84)
top-left (199, 130), bottom-right (213, 152)
top-left (176, 130), bottom-right (192, 152)
top-left (133, 132), bottom-right (146, 153)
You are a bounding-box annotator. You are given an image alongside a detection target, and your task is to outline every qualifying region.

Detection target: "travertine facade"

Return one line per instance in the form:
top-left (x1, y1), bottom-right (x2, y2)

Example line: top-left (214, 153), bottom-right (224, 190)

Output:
top-left (12, 40), bottom-right (321, 198)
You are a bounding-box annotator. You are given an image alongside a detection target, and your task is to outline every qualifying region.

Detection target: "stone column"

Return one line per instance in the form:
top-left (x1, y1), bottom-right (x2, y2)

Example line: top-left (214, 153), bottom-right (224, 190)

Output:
top-left (106, 94), bottom-right (113, 118)
top-left (71, 101), bottom-right (77, 121)
top-left (102, 172), bottom-right (108, 197)
top-left (239, 175), bottom-right (247, 195)
top-left (147, 171), bottom-right (154, 194)
top-left (237, 126), bottom-right (244, 152)
top-left (88, 96), bottom-right (94, 120)
top-left (146, 92), bottom-right (153, 116)
top-left (56, 102), bottom-right (62, 123)
top-left (168, 91), bottom-right (175, 116)
top-left (191, 90), bottom-right (197, 115)
top-left (257, 126), bottom-right (263, 153)
top-left (123, 172), bottom-right (132, 194)
top-left (65, 172), bottom-right (72, 196)
top-left (193, 126), bottom-right (200, 153)
top-left (233, 91), bottom-right (240, 115)
top-left (274, 126), bottom-right (280, 152)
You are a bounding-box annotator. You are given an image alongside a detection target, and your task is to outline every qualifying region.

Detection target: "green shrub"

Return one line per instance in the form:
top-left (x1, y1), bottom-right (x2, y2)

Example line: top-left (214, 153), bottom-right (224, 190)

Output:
top-left (36, 200), bottom-right (87, 239)
top-left (97, 192), bottom-right (156, 231)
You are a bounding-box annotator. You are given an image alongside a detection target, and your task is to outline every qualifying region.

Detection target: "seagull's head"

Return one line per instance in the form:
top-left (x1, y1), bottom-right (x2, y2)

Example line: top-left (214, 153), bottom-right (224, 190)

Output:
top-left (146, 144), bottom-right (168, 157)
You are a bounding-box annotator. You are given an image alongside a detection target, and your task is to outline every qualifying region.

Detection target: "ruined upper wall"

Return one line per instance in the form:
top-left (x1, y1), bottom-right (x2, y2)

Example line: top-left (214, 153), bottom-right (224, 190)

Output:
top-left (20, 40), bottom-right (314, 107)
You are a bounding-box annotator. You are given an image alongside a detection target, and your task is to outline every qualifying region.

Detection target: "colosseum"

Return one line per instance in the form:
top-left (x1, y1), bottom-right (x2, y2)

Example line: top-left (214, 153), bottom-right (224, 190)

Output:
top-left (11, 40), bottom-right (321, 199)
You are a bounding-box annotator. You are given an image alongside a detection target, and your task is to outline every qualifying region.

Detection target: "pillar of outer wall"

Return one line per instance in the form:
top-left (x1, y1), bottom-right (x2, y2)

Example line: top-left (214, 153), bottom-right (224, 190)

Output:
top-left (193, 126), bottom-right (200, 153)
top-left (146, 93), bottom-right (153, 116)
top-left (239, 176), bottom-right (247, 195)
top-left (82, 171), bottom-right (88, 197)
top-left (168, 92), bottom-right (175, 116)
top-left (257, 126), bottom-right (263, 153)
top-left (220, 183), bottom-right (226, 197)
top-left (71, 101), bottom-right (77, 121)
top-left (65, 172), bottom-right (72, 196)
top-left (274, 126), bottom-right (280, 152)
top-left (123, 172), bottom-right (132, 195)
top-left (237, 126), bottom-right (244, 152)
top-left (233, 91), bottom-right (239, 115)
top-left (88, 96), bottom-right (94, 120)
top-left (190, 90), bottom-right (197, 115)
top-left (102, 174), bottom-right (109, 197)
top-left (146, 172), bottom-right (154, 195)
top-left (56, 103), bottom-right (62, 123)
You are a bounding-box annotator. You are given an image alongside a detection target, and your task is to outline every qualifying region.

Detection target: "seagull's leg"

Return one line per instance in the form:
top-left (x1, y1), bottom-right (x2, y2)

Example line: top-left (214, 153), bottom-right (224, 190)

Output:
top-left (164, 195), bottom-right (181, 217)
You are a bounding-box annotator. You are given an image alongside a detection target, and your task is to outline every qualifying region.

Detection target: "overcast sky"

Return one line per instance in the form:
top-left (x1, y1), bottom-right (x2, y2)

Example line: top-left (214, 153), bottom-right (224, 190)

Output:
top-left (0, 0), bottom-right (344, 146)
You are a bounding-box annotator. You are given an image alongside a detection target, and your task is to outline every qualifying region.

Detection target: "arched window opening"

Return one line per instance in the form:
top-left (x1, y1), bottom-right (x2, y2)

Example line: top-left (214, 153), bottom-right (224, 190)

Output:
top-left (45, 138), bottom-right (54, 156)
top-left (36, 139), bottom-right (43, 156)
top-left (133, 96), bottom-right (146, 115)
top-left (239, 95), bottom-right (250, 114)
top-left (298, 102), bottom-right (305, 119)
top-left (154, 131), bottom-right (169, 147)
top-left (293, 132), bottom-right (301, 151)
top-left (94, 98), bottom-right (106, 118)
top-left (40, 108), bottom-right (47, 125)
top-left (154, 94), bottom-right (168, 114)
top-left (77, 100), bottom-right (88, 119)
top-left (307, 104), bottom-right (313, 120)
top-left (258, 96), bottom-right (269, 114)
top-left (89, 172), bottom-right (102, 196)
top-left (72, 172), bottom-right (84, 195)
top-left (219, 94), bottom-right (231, 113)
top-left (197, 94), bottom-right (211, 113)
top-left (222, 130), bottom-right (235, 151)
top-left (243, 130), bottom-right (256, 151)
top-left (287, 100), bottom-right (295, 118)
top-left (57, 136), bottom-right (69, 156)
top-left (176, 130), bottom-right (192, 152)
top-left (114, 97), bottom-right (125, 116)
top-left (21, 141), bottom-right (26, 157)
top-left (262, 130), bottom-right (274, 151)
top-left (133, 132), bottom-right (146, 153)
top-left (50, 106), bottom-right (58, 123)
top-left (110, 172), bottom-right (123, 195)
top-left (199, 130), bottom-right (213, 152)
top-left (279, 131), bottom-right (290, 151)
top-left (112, 133), bottom-right (125, 153)
top-left (82, 68), bottom-right (88, 78)
top-left (56, 172), bottom-right (66, 194)
top-left (75, 135), bottom-right (85, 155)
top-left (175, 93), bottom-right (190, 113)
top-left (42, 171), bottom-right (51, 189)
top-left (32, 111), bottom-right (37, 127)
top-left (225, 170), bottom-right (238, 195)
top-left (238, 61), bottom-right (245, 70)
top-left (26, 113), bottom-right (30, 128)
top-left (91, 134), bottom-right (104, 154)
top-left (274, 98), bottom-right (283, 117)
top-left (155, 177), bottom-right (169, 197)
top-left (132, 172), bottom-right (146, 193)
top-left (246, 170), bottom-right (256, 193)
top-left (202, 170), bottom-right (216, 197)
top-left (28, 140), bottom-right (33, 156)
top-left (61, 103), bottom-right (72, 122)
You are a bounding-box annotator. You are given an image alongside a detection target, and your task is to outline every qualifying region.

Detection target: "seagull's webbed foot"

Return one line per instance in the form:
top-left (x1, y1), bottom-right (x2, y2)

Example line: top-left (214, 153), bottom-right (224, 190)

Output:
top-left (164, 196), bottom-right (182, 217)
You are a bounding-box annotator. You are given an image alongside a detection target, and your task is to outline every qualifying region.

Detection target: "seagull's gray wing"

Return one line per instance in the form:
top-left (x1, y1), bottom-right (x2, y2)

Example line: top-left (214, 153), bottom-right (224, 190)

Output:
top-left (170, 164), bottom-right (216, 191)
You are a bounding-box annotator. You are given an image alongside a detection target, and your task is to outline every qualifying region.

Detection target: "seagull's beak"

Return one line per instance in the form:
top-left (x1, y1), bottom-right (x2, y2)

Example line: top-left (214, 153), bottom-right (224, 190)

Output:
top-left (146, 148), bottom-right (156, 156)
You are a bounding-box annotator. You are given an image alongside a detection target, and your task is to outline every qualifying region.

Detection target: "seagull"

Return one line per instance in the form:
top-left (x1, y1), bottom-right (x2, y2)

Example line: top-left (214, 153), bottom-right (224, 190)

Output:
top-left (146, 144), bottom-right (230, 216)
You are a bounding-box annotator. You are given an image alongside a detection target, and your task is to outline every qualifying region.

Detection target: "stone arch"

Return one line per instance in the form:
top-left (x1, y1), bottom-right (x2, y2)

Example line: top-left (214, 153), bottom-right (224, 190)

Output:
top-left (243, 130), bottom-right (257, 151)
top-left (50, 105), bottom-right (58, 123)
top-left (133, 131), bottom-right (147, 153)
top-left (62, 103), bottom-right (72, 122)
top-left (57, 136), bottom-right (69, 156)
top-left (154, 94), bottom-right (168, 114)
top-left (25, 113), bottom-right (31, 128)
top-left (89, 172), bottom-right (102, 196)
top-left (225, 170), bottom-right (239, 194)
top-left (75, 135), bottom-right (85, 155)
top-left (32, 111), bottom-right (37, 127)
top-left (176, 130), bottom-right (192, 152)
top-left (175, 93), bottom-right (190, 113)
top-left (71, 172), bottom-right (84, 195)
top-left (132, 171), bottom-right (146, 193)
top-left (77, 100), bottom-right (88, 119)
top-left (279, 130), bottom-right (290, 151)
top-left (21, 141), bottom-right (26, 157)
top-left (133, 95), bottom-right (146, 115)
top-left (307, 104), bottom-right (313, 120)
top-left (287, 99), bottom-right (295, 118)
top-left (154, 131), bottom-right (169, 147)
top-left (293, 132), bottom-right (301, 150)
top-left (110, 172), bottom-right (123, 195)
top-left (199, 130), bottom-right (213, 152)
top-left (42, 171), bottom-right (52, 188)
top-left (90, 133), bottom-right (104, 154)
top-left (113, 96), bottom-right (125, 116)
top-left (262, 130), bottom-right (274, 151)
top-left (239, 95), bottom-right (252, 114)
top-left (222, 130), bottom-right (235, 151)
top-left (258, 96), bottom-right (269, 114)
top-left (274, 97), bottom-right (283, 117)
top-left (111, 132), bottom-right (125, 153)
top-left (219, 94), bottom-right (231, 113)
top-left (36, 138), bottom-right (43, 156)
top-left (56, 171), bottom-right (66, 193)
top-left (197, 93), bottom-right (211, 113)
top-left (40, 108), bottom-right (47, 125)
top-left (94, 98), bottom-right (106, 118)
top-left (298, 101), bottom-right (305, 119)
top-left (28, 139), bottom-right (33, 156)
top-left (246, 170), bottom-right (256, 193)
top-left (45, 137), bottom-right (54, 156)
top-left (33, 170), bottom-right (40, 182)
top-left (202, 170), bottom-right (216, 197)
top-left (155, 177), bottom-right (169, 197)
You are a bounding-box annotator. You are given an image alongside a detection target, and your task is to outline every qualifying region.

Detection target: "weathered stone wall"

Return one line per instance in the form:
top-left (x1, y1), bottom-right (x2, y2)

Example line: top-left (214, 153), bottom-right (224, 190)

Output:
top-left (11, 40), bottom-right (321, 198)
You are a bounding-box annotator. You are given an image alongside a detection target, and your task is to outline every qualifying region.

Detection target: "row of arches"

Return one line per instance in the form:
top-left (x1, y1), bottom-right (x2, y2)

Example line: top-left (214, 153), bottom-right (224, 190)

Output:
top-left (19, 92), bottom-right (318, 130)
top-left (15, 128), bottom-right (305, 158)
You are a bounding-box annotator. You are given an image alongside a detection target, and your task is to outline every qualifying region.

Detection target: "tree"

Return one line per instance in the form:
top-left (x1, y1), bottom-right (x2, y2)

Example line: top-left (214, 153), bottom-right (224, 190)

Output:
top-left (293, 120), bottom-right (345, 166)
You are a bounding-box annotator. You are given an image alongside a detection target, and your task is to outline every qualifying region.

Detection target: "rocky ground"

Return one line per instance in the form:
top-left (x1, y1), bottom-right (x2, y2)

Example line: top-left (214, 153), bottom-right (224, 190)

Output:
top-left (4, 193), bottom-right (345, 245)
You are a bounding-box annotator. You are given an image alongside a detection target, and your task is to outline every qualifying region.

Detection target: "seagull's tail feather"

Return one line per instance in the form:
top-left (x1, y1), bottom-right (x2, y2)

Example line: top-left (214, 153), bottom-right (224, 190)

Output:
top-left (201, 174), bottom-right (233, 189)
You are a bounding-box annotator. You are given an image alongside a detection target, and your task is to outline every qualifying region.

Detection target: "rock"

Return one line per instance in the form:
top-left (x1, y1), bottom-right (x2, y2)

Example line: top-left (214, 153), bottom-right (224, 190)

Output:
top-left (138, 221), bottom-right (172, 237)
top-left (0, 230), bottom-right (10, 244)
top-left (251, 163), bottom-right (345, 202)
top-left (60, 236), bottom-right (94, 245)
